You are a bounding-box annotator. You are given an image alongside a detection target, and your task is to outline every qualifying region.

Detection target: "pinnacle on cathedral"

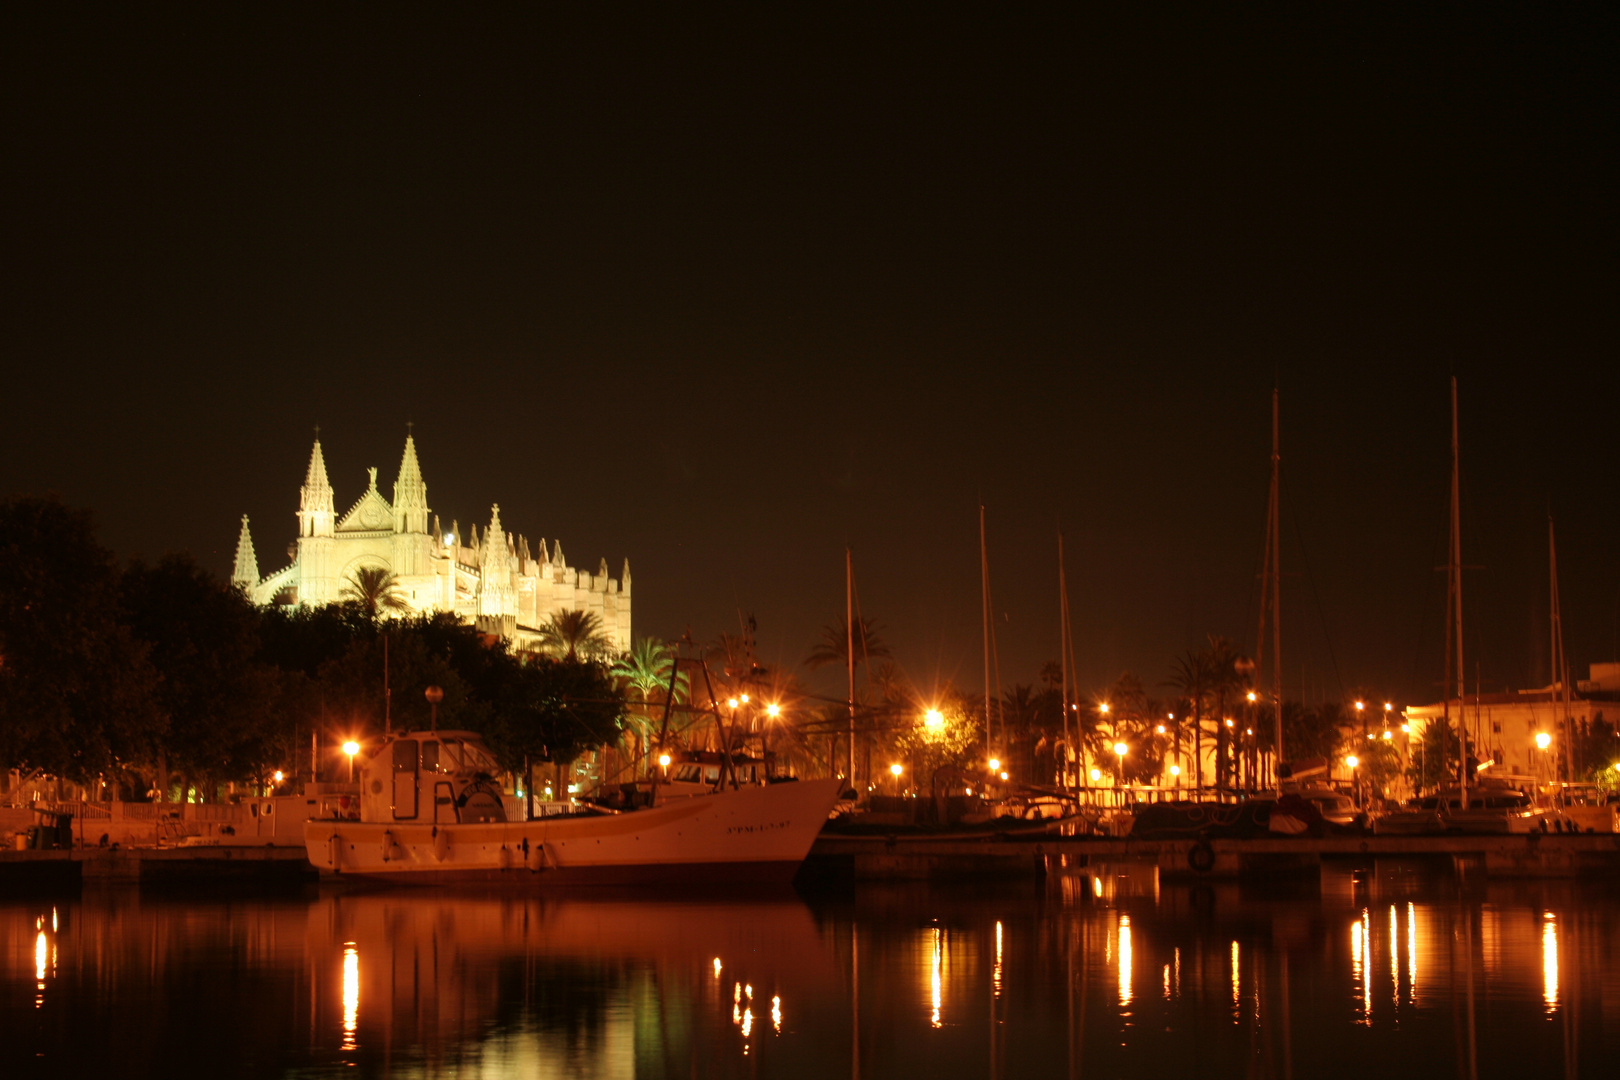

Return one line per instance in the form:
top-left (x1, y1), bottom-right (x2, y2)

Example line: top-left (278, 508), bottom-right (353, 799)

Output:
top-left (298, 438), bottom-right (335, 538)
top-left (393, 432), bottom-right (430, 534)
top-left (232, 515), bottom-right (259, 590)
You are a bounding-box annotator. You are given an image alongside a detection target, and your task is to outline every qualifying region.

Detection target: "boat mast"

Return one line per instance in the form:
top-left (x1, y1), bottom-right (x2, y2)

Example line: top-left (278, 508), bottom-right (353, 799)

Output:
top-left (1549, 515), bottom-right (1575, 783)
top-left (1449, 377), bottom-right (1468, 808)
top-left (981, 505), bottom-right (992, 761)
top-left (847, 546), bottom-right (856, 785)
top-left (1058, 532), bottom-right (1071, 790)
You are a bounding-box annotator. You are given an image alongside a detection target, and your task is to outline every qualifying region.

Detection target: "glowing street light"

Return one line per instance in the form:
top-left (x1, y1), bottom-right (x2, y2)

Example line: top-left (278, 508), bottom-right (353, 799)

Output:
top-left (765, 703), bottom-right (781, 718)
top-left (1246, 691), bottom-right (1257, 703)
top-left (658, 752), bottom-right (672, 771)
top-left (890, 763), bottom-right (904, 776)
top-left (924, 708), bottom-right (945, 732)
top-left (1156, 724), bottom-right (1166, 734)
top-left (1344, 754), bottom-right (1360, 769)
top-left (1089, 768), bottom-right (1102, 783)
top-left (342, 740), bottom-right (361, 782)
top-left (1169, 764), bottom-right (1181, 777)
top-left (1098, 702), bottom-right (1111, 715)
top-left (727, 697), bottom-right (739, 709)
top-left (1535, 731), bottom-right (1552, 751)
top-left (272, 770), bottom-right (284, 785)
top-left (1113, 742), bottom-right (1128, 757)
top-left (739, 694), bottom-right (750, 704)
top-left (988, 757), bottom-right (1002, 772)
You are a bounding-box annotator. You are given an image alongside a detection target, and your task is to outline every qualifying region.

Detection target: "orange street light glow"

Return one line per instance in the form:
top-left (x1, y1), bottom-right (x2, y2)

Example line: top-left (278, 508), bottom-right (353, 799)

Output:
top-left (988, 757), bottom-right (1001, 772)
top-left (1098, 702), bottom-right (1111, 714)
top-left (765, 703), bottom-right (781, 718)
top-left (924, 708), bottom-right (945, 732)
top-left (1535, 732), bottom-right (1552, 750)
top-left (889, 763), bottom-right (904, 776)
top-left (342, 741), bottom-right (360, 757)
top-left (658, 753), bottom-right (672, 769)
top-left (1246, 691), bottom-right (1257, 703)
top-left (1113, 742), bottom-right (1128, 757)
top-left (1345, 755), bottom-right (1360, 769)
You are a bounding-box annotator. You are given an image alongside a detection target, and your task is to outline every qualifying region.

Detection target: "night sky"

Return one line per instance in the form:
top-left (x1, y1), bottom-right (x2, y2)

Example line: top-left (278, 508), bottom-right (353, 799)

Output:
top-left (4, 7), bottom-right (1617, 709)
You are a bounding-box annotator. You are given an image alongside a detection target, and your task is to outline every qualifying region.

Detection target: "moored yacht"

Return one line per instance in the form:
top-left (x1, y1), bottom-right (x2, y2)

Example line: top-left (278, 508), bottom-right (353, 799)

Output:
top-left (304, 729), bottom-right (843, 884)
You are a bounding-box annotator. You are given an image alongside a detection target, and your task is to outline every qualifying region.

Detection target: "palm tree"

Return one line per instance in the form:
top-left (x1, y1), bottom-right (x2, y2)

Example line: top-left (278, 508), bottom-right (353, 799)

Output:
top-left (1166, 650), bottom-right (1212, 786)
top-left (610, 637), bottom-right (689, 773)
top-left (805, 616), bottom-right (892, 672)
top-left (339, 567), bottom-right (411, 617)
top-left (536, 609), bottom-right (614, 661)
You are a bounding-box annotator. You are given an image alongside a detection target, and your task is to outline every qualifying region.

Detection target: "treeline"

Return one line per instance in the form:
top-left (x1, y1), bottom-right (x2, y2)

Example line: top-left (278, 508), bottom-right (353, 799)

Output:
top-left (0, 497), bottom-right (623, 800)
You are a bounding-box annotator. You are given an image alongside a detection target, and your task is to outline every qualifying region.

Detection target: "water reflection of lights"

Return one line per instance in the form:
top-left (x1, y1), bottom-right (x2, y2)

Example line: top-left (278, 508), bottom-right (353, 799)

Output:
top-left (1350, 910), bottom-right (1371, 1023)
top-left (34, 929), bottom-right (48, 1007)
top-left (1162, 964), bottom-right (1170, 1000)
top-left (1093, 875), bottom-right (1103, 898)
top-left (741, 1007), bottom-right (754, 1038)
top-left (772, 994), bottom-right (782, 1034)
top-left (341, 944), bottom-right (359, 1050)
top-left (1542, 913), bottom-right (1558, 1011)
top-left (1406, 902), bottom-right (1417, 994)
top-left (1389, 906), bottom-right (1400, 1006)
top-left (993, 920), bottom-right (1004, 999)
top-left (1229, 941), bottom-right (1239, 1019)
top-left (713, 957), bottom-right (722, 978)
top-left (930, 927), bottom-right (943, 1028)
top-left (1117, 915), bottom-right (1132, 1007)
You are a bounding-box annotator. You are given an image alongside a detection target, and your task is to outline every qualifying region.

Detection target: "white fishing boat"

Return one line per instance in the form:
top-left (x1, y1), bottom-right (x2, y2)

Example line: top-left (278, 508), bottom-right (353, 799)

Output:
top-left (304, 729), bottom-right (843, 885)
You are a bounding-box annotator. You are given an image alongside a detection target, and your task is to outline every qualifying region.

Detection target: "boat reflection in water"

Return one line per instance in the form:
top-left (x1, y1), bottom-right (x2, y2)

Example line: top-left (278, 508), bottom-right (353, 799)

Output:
top-left (2, 868), bottom-right (1616, 1078)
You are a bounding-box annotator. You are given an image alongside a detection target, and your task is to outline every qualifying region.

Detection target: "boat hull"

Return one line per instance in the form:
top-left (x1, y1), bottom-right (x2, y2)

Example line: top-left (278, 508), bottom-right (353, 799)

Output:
top-left (305, 778), bottom-right (843, 886)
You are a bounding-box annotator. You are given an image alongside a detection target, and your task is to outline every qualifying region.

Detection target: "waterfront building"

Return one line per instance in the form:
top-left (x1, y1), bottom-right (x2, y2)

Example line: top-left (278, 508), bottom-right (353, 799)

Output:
top-left (1403, 663), bottom-right (1620, 779)
top-left (231, 434), bottom-right (630, 652)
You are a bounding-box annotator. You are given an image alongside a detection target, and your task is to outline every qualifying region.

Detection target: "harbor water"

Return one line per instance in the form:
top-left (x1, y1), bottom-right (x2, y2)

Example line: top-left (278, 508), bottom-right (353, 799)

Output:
top-left (3, 865), bottom-right (1612, 1078)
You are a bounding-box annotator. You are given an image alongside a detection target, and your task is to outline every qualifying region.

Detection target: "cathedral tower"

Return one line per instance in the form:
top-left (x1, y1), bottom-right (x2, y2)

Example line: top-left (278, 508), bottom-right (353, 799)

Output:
top-left (295, 437), bottom-right (338, 603)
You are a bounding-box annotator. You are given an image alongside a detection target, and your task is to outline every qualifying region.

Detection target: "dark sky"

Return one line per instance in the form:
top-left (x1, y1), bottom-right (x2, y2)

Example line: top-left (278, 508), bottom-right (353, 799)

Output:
top-left (4, 6), bottom-right (1617, 709)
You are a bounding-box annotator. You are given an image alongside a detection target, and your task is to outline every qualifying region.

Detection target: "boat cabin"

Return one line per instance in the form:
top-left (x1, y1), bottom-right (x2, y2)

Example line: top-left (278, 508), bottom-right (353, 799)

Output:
top-left (355, 731), bottom-right (508, 825)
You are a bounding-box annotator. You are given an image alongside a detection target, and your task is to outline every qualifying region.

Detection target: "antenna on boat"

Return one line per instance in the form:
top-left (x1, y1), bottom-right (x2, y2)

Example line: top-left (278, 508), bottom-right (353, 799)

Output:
top-left (1058, 531), bottom-right (1072, 791)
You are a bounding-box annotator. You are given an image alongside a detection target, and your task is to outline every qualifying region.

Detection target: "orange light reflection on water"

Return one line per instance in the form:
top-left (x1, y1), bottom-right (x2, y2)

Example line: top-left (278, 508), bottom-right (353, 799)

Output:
top-left (930, 927), bottom-right (943, 1028)
top-left (1542, 913), bottom-right (1558, 1011)
top-left (341, 944), bottom-right (359, 1050)
top-left (1117, 916), bottom-right (1132, 1007)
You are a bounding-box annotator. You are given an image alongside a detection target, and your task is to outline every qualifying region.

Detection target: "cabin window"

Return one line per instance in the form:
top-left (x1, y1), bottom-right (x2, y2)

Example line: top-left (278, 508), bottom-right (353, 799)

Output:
top-left (704, 767), bottom-right (721, 785)
top-left (392, 741), bottom-right (417, 772)
top-left (1492, 721), bottom-right (1502, 733)
top-left (421, 741), bottom-right (440, 772)
top-left (673, 765), bottom-right (702, 783)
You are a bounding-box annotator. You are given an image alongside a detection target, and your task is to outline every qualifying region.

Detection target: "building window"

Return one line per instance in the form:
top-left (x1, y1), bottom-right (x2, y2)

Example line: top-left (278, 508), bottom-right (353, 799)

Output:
top-left (1492, 721), bottom-right (1501, 734)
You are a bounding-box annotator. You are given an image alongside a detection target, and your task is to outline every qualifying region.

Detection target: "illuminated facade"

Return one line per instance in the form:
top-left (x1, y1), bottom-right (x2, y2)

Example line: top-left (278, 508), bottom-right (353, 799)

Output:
top-left (1403, 662), bottom-right (1620, 777)
top-left (231, 434), bottom-right (630, 652)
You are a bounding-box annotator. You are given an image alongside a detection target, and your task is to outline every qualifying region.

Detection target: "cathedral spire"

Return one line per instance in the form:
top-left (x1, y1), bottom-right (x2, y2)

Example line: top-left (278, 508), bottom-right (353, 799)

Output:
top-left (298, 437), bottom-right (335, 538)
top-left (232, 515), bottom-right (259, 592)
top-left (392, 430), bottom-right (430, 534)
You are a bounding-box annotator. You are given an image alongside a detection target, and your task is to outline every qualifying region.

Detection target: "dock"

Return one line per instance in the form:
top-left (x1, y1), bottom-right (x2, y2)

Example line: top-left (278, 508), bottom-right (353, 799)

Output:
top-left (805, 830), bottom-right (1620, 881)
top-left (0, 844), bottom-right (317, 891)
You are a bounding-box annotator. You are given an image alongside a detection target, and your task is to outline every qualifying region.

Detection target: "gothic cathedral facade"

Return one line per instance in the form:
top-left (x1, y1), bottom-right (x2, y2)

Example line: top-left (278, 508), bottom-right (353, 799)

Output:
top-left (231, 434), bottom-right (631, 652)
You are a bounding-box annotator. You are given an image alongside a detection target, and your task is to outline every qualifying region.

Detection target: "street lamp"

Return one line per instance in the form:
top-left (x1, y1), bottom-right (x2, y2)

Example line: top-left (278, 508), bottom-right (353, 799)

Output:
top-left (988, 757), bottom-right (1001, 773)
top-left (889, 762), bottom-right (903, 794)
top-left (658, 752), bottom-right (672, 772)
top-left (1112, 742), bottom-right (1127, 784)
top-left (425, 685), bottom-right (443, 731)
top-left (342, 740), bottom-right (361, 782)
top-left (924, 708), bottom-right (945, 733)
top-left (766, 703), bottom-right (781, 718)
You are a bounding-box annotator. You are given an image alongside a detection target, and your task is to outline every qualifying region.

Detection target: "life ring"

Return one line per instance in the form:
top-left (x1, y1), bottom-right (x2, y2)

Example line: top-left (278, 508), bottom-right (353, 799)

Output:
top-left (1187, 838), bottom-right (1217, 874)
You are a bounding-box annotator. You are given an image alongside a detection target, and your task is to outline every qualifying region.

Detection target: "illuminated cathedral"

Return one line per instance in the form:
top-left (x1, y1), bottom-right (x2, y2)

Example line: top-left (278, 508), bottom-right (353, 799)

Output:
top-left (231, 433), bottom-right (631, 652)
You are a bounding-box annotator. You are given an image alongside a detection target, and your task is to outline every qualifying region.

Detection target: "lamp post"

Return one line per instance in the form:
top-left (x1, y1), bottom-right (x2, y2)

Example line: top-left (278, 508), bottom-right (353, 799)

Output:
top-left (342, 740), bottom-right (360, 783)
top-left (1345, 753), bottom-right (1360, 808)
top-left (425, 685), bottom-right (443, 732)
top-left (889, 762), bottom-right (904, 795)
top-left (1112, 741), bottom-right (1127, 785)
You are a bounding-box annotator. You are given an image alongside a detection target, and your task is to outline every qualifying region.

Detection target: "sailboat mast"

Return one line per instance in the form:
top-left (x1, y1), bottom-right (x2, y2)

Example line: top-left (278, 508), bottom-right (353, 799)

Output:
top-left (981, 505), bottom-right (992, 760)
top-left (1059, 532), bottom-right (1071, 789)
top-left (1451, 377), bottom-right (1468, 805)
top-left (846, 546), bottom-right (856, 785)
top-left (1270, 387), bottom-right (1283, 770)
top-left (1549, 515), bottom-right (1575, 783)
